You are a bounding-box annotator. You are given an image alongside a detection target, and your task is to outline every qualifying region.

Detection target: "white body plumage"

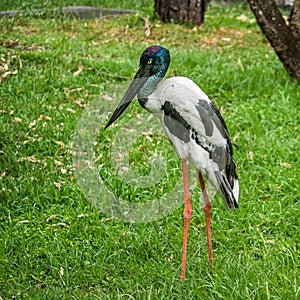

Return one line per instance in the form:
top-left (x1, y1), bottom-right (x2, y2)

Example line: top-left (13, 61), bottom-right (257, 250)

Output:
top-left (146, 76), bottom-right (239, 209)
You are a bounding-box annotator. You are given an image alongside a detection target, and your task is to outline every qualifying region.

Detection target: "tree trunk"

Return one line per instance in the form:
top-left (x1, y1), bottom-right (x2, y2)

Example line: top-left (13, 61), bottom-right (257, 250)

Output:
top-left (247, 0), bottom-right (300, 81)
top-left (154, 0), bottom-right (209, 25)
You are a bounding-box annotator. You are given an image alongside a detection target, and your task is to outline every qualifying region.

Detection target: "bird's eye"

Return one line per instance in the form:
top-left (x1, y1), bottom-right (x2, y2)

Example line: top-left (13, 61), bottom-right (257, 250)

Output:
top-left (147, 59), bottom-right (153, 65)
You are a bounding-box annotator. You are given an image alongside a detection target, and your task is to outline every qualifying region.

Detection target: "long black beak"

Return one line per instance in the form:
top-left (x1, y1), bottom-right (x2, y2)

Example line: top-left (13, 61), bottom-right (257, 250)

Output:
top-left (105, 66), bottom-right (150, 129)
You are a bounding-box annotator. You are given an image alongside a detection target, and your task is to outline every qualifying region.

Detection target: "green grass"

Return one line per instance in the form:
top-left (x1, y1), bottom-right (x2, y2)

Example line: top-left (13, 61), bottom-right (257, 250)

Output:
top-left (0, 1), bottom-right (299, 299)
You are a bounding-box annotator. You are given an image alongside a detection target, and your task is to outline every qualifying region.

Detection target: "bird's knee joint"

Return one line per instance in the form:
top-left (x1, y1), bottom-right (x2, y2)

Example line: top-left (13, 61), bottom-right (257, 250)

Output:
top-left (184, 207), bottom-right (192, 219)
top-left (204, 203), bottom-right (211, 215)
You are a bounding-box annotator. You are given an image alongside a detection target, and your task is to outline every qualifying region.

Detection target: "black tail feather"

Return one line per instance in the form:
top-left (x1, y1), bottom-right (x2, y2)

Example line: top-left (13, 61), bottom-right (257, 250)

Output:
top-left (214, 171), bottom-right (239, 210)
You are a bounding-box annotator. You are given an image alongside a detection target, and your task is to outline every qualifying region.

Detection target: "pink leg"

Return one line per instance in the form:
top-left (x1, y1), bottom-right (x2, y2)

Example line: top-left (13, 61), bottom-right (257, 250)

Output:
top-left (180, 161), bottom-right (192, 282)
top-left (198, 171), bottom-right (213, 266)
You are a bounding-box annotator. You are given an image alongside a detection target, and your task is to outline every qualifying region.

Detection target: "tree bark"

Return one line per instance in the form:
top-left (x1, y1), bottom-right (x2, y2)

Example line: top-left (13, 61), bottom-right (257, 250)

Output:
top-left (247, 0), bottom-right (300, 81)
top-left (154, 0), bottom-right (209, 25)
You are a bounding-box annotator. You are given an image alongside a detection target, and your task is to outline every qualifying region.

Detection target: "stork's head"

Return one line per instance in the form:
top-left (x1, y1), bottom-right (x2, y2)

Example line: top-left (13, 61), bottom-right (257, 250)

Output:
top-left (105, 46), bottom-right (170, 129)
top-left (138, 45), bottom-right (170, 78)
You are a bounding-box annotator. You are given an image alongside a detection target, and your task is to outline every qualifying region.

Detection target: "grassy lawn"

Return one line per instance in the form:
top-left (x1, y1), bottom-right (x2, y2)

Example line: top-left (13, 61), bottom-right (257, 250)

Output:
top-left (0, 1), bottom-right (299, 299)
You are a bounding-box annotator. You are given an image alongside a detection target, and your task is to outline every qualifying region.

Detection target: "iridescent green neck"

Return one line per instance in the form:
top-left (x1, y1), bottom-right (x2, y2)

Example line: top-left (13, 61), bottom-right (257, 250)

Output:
top-left (137, 74), bottom-right (163, 100)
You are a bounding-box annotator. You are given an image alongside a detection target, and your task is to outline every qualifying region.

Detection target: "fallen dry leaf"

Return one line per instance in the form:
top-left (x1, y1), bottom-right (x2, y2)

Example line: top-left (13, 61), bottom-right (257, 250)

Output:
top-left (265, 240), bottom-right (275, 244)
top-left (77, 214), bottom-right (88, 218)
top-left (46, 215), bottom-right (59, 222)
top-left (279, 162), bottom-right (292, 168)
top-left (99, 217), bottom-right (113, 222)
top-left (16, 220), bottom-right (30, 225)
top-left (0, 62), bottom-right (9, 71)
top-left (144, 15), bottom-right (151, 37)
top-left (54, 182), bottom-right (62, 188)
top-left (1, 70), bottom-right (18, 81)
top-left (94, 153), bottom-right (103, 163)
top-left (29, 120), bottom-right (37, 128)
top-left (61, 168), bottom-right (68, 174)
top-left (14, 117), bottom-right (23, 122)
top-left (52, 222), bottom-right (69, 227)
top-left (74, 99), bottom-right (84, 107)
top-left (38, 114), bottom-right (52, 121)
top-left (0, 55), bottom-right (18, 83)
top-left (237, 15), bottom-right (249, 22)
top-left (54, 160), bottom-right (63, 166)
top-left (55, 141), bottom-right (65, 148)
top-left (249, 151), bottom-right (254, 161)
top-left (124, 24), bottom-right (129, 34)
top-left (102, 94), bottom-right (113, 101)
top-left (0, 171), bottom-right (6, 180)
top-left (73, 65), bottom-right (84, 76)
top-left (66, 107), bottom-right (76, 114)
top-left (18, 156), bottom-right (41, 163)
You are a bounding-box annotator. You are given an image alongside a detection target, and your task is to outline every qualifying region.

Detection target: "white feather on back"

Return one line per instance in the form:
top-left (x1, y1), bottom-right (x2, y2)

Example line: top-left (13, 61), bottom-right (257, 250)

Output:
top-left (147, 76), bottom-right (228, 156)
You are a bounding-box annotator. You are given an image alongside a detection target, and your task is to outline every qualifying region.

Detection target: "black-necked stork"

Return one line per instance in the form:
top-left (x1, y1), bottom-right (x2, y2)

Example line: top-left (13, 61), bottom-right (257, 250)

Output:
top-left (105, 45), bottom-right (239, 281)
